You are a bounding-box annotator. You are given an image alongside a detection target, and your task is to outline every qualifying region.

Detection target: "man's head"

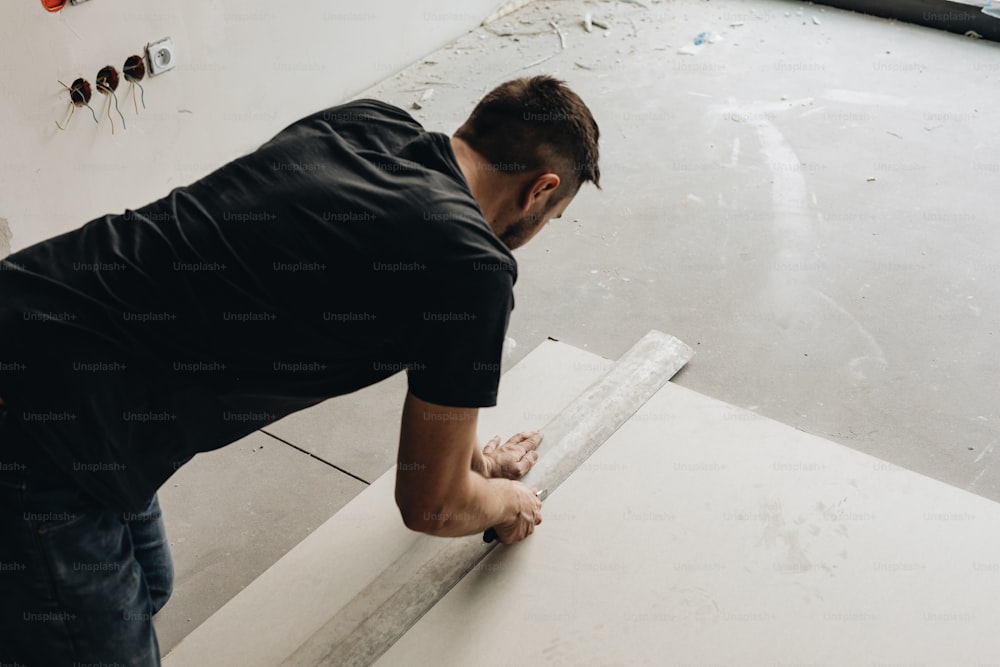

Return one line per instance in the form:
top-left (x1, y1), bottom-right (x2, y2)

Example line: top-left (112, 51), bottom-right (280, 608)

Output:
top-left (450, 76), bottom-right (601, 249)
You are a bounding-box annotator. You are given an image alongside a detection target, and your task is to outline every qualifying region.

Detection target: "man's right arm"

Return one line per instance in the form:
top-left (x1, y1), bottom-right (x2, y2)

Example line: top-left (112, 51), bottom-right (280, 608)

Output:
top-left (394, 391), bottom-right (542, 543)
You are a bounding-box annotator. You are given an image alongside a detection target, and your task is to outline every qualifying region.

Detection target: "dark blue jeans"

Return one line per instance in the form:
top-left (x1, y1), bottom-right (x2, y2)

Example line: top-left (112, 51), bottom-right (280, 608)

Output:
top-left (0, 424), bottom-right (174, 666)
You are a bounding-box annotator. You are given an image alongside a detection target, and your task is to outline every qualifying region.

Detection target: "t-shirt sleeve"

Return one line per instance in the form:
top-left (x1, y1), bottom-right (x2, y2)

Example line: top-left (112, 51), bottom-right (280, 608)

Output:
top-left (405, 265), bottom-right (514, 408)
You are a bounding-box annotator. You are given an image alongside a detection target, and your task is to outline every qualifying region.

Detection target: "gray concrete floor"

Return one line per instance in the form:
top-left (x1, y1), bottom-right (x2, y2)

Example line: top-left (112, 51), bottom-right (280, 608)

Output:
top-left (158, 0), bottom-right (1000, 654)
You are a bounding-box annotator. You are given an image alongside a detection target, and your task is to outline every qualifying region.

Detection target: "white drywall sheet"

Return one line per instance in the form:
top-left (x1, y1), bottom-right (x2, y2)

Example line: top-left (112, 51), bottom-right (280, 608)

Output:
top-left (379, 376), bottom-right (1000, 665)
top-left (162, 339), bottom-right (612, 667)
top-left (168, 337), bottom-right (1000, 666)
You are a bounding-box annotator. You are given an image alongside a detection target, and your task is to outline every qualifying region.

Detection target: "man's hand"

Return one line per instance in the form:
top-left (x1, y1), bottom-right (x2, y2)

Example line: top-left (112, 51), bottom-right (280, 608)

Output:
top-left (492, 481), bottom-right (543, 544)
top-left (396, 393), bottom-right (541, 542)
top-left (478, 430), bottom-right (543, 479)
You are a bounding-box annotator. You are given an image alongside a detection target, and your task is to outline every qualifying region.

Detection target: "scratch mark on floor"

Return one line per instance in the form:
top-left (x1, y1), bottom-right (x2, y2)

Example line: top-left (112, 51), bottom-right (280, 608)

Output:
top-left (970, 442), bottom-right (997, 492)
top-left (812, 289), bottom-right (888, 377)
top-left (975, 442), bottom-right (995, 465)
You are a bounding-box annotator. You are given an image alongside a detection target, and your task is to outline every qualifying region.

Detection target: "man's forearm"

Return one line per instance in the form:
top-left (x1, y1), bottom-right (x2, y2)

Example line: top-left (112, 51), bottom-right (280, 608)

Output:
top-left (395, 393), bottom-right (538, 541)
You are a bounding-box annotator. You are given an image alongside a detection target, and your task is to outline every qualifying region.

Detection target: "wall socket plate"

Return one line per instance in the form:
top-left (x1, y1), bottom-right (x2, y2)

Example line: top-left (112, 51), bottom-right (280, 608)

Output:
top-left (146, 37), bottom-right (176, 76)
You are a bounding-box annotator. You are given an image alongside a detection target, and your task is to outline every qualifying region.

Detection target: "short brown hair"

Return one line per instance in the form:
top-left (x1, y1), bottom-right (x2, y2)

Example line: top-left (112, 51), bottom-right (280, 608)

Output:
top-left (454, 76), bottom-right (600, 199)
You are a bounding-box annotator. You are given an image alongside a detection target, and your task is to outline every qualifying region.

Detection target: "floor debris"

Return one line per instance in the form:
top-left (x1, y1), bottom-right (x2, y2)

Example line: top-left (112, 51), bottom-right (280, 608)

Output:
top-left (549, 20), bottom-right (567, 49)
top-left (678, 31), bottom-right (723, 55)
top-left (410, 88), bottom-right (434, 110)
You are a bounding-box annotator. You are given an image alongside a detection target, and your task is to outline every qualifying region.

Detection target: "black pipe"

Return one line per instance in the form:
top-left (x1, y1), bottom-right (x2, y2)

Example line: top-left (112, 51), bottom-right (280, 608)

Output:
top-left (806, 0), bottom-right (1000, 42)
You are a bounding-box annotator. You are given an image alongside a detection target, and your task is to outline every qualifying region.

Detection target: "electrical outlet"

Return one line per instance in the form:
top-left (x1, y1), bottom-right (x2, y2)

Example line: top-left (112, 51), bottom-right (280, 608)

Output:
top-left (146, 37), bottom-right (176, 76)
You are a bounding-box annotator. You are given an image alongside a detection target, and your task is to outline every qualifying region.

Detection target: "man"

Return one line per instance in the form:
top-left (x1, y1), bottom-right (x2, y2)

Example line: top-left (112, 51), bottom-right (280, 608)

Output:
top-left (0, 75), bottom-right (600, 665)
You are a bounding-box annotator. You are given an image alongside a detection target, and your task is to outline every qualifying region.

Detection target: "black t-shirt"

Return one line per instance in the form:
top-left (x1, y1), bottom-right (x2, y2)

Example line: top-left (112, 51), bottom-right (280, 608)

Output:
top-left (0, 99), bottom-right (516, 511)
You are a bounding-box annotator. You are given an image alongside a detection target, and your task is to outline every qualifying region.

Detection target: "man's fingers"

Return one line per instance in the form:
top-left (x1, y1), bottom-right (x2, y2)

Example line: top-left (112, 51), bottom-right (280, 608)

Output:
top-left (500, 432), bottom-right (528, 448)
top-left (505, 450), bottom-right (538, 478)
top-left (494, 485), bottom-right (544, 543)
top-left (502, 430), bottom-right (543, 452)
top-left (482, 435), bottom-right (501, 455)
top-left (501, 451), bottom-right (536, 477)
top-left (520, 430), bottom-right (543, 452)
top-left (483, 431), bottom-right (544, 480)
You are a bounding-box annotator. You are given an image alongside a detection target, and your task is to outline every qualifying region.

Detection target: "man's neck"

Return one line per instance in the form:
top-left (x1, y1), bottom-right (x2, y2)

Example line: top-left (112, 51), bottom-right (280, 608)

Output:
top-left (449, 136), bottom-right (503, 227)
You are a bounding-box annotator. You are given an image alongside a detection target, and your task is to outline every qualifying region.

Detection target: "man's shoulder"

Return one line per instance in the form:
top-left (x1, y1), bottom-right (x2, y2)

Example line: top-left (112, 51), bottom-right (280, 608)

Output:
top-left (423, 209), bottom-right (518, 284)
top-left (284, 99), bottom-right (422, 137)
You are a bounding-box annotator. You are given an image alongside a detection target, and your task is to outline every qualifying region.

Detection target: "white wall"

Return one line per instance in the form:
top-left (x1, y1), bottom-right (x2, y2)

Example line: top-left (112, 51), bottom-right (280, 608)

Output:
top-left (0, 0), bottom-right (510, 253)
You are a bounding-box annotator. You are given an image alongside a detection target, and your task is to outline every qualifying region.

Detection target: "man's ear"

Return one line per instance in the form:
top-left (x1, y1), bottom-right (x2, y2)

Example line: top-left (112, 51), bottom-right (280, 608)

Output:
top-left (522, 173), bottom-right (561, 210)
